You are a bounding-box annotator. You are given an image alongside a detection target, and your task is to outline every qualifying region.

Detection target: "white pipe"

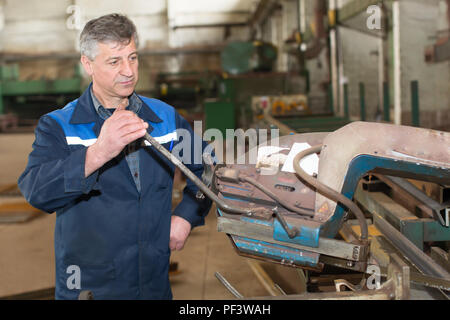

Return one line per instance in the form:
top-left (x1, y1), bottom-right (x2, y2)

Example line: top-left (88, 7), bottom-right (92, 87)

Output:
top-left (330, 28), bottom-right (339, 115)
top-left (300, 0), bottom-right (306, 34)
top-left (393, 1), bottom-right (401, 125)
top-left (378, 37), bottom-right (384, 120)
top-left (338, 27), bottom-right (345, 117)
top-left (329, 0), bottom-right (339, 115)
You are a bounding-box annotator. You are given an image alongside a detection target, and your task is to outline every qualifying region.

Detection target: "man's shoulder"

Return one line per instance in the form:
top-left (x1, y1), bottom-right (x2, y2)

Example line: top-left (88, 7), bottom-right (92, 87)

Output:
top-left (138, 95), bottom-right (181, 125)
top-left (44, 99), bottom-right (79, 124)
top-left (138, 96), bottom-right (175, 113)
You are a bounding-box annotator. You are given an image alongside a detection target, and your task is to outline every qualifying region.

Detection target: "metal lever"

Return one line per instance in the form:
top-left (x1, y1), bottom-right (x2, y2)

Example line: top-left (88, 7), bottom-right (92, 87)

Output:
top-left (143, 132), bottom-right (257, 216)
top-left (215, 272), bottom-right (244, 299)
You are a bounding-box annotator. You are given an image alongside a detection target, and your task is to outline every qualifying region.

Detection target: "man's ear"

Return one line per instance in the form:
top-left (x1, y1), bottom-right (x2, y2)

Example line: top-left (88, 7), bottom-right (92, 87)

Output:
top-left (80, 55), bottom-right (94, 76)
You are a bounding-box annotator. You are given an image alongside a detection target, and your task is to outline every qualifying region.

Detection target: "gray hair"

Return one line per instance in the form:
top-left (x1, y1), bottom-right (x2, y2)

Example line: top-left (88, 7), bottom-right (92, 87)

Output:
top-left (80, 13), bottom-right (139, 60)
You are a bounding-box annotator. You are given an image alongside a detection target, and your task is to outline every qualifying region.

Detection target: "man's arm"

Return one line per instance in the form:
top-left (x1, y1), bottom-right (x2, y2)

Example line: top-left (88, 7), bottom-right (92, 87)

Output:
top-left (18, 115), bottom-right (99, 213)
top-left (85, 104), bottom-right (148, 177)
top-left (18, 106), bottom-right (148, 213)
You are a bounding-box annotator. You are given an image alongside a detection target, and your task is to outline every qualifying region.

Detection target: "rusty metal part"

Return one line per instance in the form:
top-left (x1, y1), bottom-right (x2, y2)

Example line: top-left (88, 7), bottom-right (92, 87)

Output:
top-left (293, 144), bottom-right (369, 241)
top-left (369, 236), bottom-right (450, 293)
top-left (314, 122), bottom-right (450, 235)
top-left (376, 174), bottom-right (450, 227)
top-left (217, 216), bottom-right (368, 262)
top-left (248, 253), bottom-right (411, 300)
top-left (430, 247), bottom-right (450, 274)
top-left (334, 277), bottom-right (366, 292)
top-left (215, 132), bottom-right (327, 223)
top-left (215, 272), bottom-right (244, 299)
top-left (227, 234), bottom-right (324, 272)
top-left (239, 175), bottom-right (315, 218)
top-left (371, 208), bottom-right (450, 280)
top-left (143, 132), bottom-right (270, 217)
top-left (246, 260), bottom-right (284, 297)
top-left (215, 166), bottom-right (316, 228)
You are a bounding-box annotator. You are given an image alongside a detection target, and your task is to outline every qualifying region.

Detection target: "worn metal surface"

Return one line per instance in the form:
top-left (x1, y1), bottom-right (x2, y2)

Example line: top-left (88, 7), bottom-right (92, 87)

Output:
top-left (364, 174), bottom-right (450, 229)
top-left (215, 272), bottom-right (244, 299)
top-left (383, 175), bottom-right (449, 227)
top-left (215, 132), bottom-right (330, 260)
top-left (247, 253), bottom-right (411, 300)
top-left (293, 144), bottom-right (369, 241)
top-left (315, 122), bottom-right (450, 238)
top-left (217, 216), bottom-right (367, 262)
top-left (358, 180), bottom-right (450, 251)
top-left (430, 247), bottom-right (450, 274)
top-left (215, 133), bottom-right (327, 217)
top-left (246, 260), bottom-right (285, 297)
top-left (371, 208), bottom-right (450, 280)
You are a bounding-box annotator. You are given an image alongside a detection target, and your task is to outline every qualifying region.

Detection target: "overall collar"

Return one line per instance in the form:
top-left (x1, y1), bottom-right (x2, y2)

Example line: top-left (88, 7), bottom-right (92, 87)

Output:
top-left (70, 83), bottom-right (163, 125)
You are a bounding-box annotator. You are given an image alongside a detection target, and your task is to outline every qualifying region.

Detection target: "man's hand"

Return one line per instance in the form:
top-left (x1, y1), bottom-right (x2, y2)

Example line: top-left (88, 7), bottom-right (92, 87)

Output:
top-left (170, 215), bottom-right (192, 251)
top-left (85, 103), bottom-right (148, 177)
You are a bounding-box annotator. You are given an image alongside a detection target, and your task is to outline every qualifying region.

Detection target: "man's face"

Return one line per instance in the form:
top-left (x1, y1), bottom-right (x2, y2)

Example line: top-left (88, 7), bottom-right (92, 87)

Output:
top-left (81, 38), bottom-right (139, 99)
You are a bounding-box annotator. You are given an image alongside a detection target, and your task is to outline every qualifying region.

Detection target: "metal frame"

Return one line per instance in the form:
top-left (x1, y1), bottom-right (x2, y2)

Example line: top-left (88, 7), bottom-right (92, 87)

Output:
top-left (217, 216), bottom-right (367, 262)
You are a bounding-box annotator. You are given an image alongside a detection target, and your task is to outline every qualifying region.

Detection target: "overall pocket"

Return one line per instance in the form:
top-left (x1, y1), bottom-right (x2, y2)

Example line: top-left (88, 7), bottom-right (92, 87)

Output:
top-left (57, 259), bottom-right (116, 300)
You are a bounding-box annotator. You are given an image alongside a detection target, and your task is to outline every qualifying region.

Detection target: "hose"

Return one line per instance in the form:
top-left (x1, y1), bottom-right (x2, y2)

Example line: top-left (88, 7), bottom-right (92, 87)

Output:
top-left (240, 176), bottom-right (315, 217)
top-left (292, 144), bottom-right (368, 241)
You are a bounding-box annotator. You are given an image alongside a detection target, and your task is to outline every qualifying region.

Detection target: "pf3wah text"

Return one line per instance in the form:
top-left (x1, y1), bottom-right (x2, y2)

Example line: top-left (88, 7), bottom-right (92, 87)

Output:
top-left (178, 304), bottom-right (271, 317)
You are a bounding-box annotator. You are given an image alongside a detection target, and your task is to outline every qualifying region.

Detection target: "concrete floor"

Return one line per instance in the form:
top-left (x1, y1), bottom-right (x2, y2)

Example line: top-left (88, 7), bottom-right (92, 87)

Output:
top-left (0, 132), bottom-right (301, 299)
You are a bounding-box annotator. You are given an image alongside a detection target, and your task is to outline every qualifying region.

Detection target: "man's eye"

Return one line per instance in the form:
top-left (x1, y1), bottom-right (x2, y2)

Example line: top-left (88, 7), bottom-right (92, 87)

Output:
top-left (110, 60), bottom-right (118, 65)
top-left (130, 56), bottom-right (138, 61)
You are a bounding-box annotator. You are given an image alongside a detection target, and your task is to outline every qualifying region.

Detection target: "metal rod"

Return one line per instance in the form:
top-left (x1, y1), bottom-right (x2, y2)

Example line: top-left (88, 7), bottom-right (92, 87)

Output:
top-left (383, 81), bottom-right (390, 122)
top-left (143, 132), bottom-right (251, 216)
top-left (343, 83), bottom-right (349, 119)
top-left (214, 272), bottom-right (244, 299)
top-left (272, 207), bottom-right (299, 239)
top-left (410, 80), bottom-right (420, 127)
top-left (393, 1), bottom-right (402, 125)
top-left (385, 175), bottom-right (449, 227)
top-left (359, 82), bottom-right (366, 121)
top-left (246, 260), bottom-right (280, 297)
top-left (292, 145), bottom-right (369, 241)
top-left (372, 209), bottom-right (450, 280)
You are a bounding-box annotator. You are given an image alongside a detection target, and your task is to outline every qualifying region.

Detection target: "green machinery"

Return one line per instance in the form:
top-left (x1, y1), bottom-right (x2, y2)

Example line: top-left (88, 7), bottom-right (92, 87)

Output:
top-left (154, 71), bottom-right (219, 111)
top-left (204, 40), bottom-right (353, 136)
top-left (0, 64), bottom-right (86, 122)
top-left (221, 41), bottom-right (278, 75)
top-left (205, 41), bottom-right (287, 135)
top-left (206, 73), bottom-right (303, 135)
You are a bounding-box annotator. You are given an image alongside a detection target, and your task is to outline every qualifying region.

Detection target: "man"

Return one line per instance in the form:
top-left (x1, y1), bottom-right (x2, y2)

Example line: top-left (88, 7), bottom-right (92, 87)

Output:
top-left (18, 13), bottom-right (211, 299)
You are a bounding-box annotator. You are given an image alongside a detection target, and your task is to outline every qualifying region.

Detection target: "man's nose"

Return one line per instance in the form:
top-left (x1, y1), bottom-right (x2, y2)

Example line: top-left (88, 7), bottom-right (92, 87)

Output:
top-left (120, 60), bottom-right (133, 77)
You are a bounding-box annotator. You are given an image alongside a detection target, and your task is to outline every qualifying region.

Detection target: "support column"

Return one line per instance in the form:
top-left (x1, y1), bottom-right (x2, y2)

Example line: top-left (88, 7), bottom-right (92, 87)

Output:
top-left (393, 1), bottom-right (402, 125)
top-left (329, 0), bottom-right (339, 116)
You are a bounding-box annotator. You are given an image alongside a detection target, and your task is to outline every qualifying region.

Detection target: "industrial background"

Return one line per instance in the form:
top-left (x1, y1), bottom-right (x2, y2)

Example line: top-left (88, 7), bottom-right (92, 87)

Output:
top-left (0, 0), bottom-right (449, 300)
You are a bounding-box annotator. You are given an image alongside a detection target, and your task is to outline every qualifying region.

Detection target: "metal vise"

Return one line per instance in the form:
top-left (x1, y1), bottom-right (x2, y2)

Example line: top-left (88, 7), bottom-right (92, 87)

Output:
top-left (214, 122), bottom-right (450, 271)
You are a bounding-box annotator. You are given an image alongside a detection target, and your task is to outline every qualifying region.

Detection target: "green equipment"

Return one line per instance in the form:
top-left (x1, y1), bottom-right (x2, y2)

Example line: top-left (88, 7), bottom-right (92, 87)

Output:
top-left (221, 41), bottom-right (277, 75)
